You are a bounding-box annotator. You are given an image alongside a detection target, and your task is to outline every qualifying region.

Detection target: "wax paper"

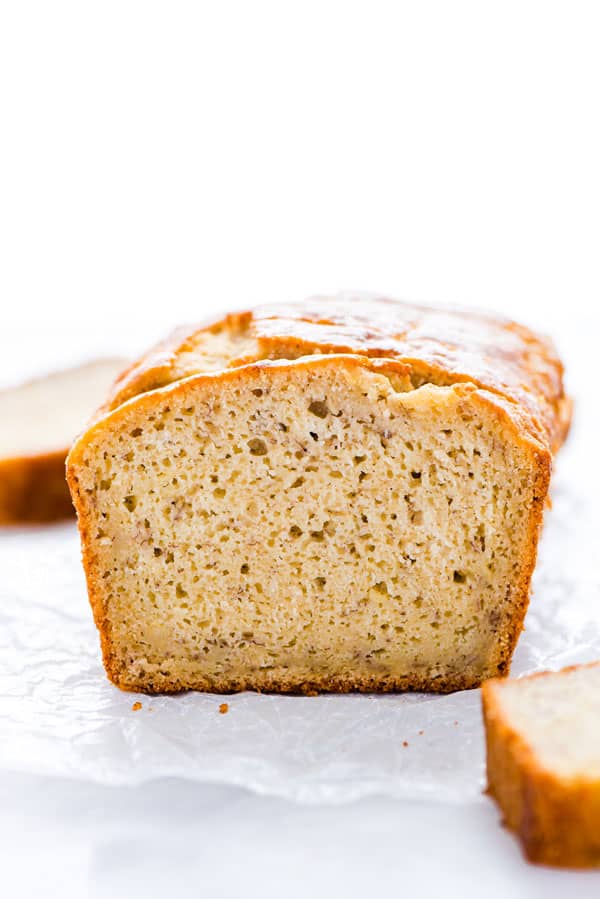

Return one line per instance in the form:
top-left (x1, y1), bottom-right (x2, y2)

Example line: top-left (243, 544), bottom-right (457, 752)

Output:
top-left (0, 327), bottom-right (598, 804)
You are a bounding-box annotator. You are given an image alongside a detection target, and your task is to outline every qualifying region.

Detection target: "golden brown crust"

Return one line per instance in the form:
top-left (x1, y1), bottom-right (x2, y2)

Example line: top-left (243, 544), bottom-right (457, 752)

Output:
top-left (0, 451), bottom-right (74, 524)
top-left (103, 296), bottom-right (571, 454)
top-left (101, 312), bottom-right (254, 415)
top-left (110, 668), bottom-right (489, 696)
top-left (482, 664), bottom-right (600, 868)
top-left (69, 352), bottom-right (553, 695)
top-left (101, 323), bottom-right (203, 412)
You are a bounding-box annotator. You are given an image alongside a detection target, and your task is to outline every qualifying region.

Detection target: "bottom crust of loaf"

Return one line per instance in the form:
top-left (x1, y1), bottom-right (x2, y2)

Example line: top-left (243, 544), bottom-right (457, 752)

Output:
top-left (108, 664), bottom-right (496, 696)
top-left (0, 452), bottom-right (74, 524)
top-left (482, 672), bottom-right (600, 869)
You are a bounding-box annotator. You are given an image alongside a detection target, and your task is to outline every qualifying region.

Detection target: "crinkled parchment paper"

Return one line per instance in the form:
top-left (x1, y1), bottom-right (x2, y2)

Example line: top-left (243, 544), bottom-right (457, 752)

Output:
top-left (0, 335), bottom-right (598, 804)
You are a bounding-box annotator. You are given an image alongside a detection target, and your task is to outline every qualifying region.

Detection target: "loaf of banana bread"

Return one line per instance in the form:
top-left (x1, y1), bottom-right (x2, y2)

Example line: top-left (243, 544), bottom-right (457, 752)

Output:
top-left (67, 297), bottom-right (570, 693)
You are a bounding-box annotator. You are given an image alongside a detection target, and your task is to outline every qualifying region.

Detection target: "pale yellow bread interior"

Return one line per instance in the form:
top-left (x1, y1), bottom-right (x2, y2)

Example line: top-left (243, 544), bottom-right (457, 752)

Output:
top-left (68, 354), bottom-right (548, 693)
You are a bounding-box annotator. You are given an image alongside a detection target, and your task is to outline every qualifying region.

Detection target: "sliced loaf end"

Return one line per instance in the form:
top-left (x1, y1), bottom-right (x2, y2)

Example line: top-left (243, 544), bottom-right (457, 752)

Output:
top-left (483, 662), bottom-right (600, 868)
top-left (0, 359), bottom-right (127, 524)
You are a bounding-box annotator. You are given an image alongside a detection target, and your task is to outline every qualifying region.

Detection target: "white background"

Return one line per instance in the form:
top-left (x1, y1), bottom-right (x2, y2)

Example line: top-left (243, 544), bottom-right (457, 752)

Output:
top-left (1, 2), bottom-right (599, 896)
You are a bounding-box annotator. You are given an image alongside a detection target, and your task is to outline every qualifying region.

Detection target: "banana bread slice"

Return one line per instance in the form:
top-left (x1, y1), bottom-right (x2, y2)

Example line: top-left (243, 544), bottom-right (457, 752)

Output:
top-left (67, 297), bottom-right (570, 694)
top-left (0, 359), bottom-right (126, 524)
top-left (482, 662), bottom-right (600, 868)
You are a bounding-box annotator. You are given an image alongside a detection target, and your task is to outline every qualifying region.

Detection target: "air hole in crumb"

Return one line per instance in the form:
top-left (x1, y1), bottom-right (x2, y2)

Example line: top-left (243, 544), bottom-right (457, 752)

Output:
top-left (153, 547), bottom-right (162, 557)
top-left (453, 570), bottom-right (467, 584)
top-left (240, 563), bottom-right (249, 574)
top-left (123, 495), bottom-right (137, 512)
top-left (308, 400), bottom-right (328, 418)
top-left (411, 471), bottom-right (422, 480)
top-left (315, 576), bottom-right (326, 588)
top-left (289, 525), bottom-right (303, 538)
top-left (130, 428), bottom-right (143, 437)
top-left (309, 432), bottom-right (319, 441)
top-left (252, 388), bottom-right (263, 397)
top-left (291, 477), bottom-right (305, 488)
top-left (248, 438), bottom-right (268, 456)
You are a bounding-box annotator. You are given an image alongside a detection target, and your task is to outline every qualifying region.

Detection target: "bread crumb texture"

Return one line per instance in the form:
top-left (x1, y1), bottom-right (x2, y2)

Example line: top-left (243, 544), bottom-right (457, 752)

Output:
top-left (483, 662), bottom-right (600, 868)
top-left (67, 298), bottom-right (569, 695)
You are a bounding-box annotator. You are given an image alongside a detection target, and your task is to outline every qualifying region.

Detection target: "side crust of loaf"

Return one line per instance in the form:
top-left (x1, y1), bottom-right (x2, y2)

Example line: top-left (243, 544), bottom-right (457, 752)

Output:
top-left (0, 451), bottom-right (74, 524)
top-left (482, 665), bottom-right (600, 868)
top-left (68, 352), bottom-right (551, 695)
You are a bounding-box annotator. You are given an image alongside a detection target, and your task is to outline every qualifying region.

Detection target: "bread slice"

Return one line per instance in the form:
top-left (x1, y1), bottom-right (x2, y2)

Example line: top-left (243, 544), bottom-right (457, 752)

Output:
top-left (482, 662), bottom-right (600, 868)
top-left (66, 297), bottom-right (570, 694)
top-left (0, 359), bottom-right (126, 524)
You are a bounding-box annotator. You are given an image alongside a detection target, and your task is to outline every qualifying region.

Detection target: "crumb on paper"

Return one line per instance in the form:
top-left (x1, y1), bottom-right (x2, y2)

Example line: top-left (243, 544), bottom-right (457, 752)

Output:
top-left (418, 730), bottom-right (424, 736)
top-left (454, 720), bottom-right (459, 726)
top-left (402, 740), bottom-right (409, 747)
top-left (132, 701), bottom-right (142, 712)
top-left (219, 702), bottom-right (229, 715)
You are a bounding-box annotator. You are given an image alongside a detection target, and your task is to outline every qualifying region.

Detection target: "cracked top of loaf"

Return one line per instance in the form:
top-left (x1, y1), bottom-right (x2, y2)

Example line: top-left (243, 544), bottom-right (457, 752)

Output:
top-left (104, 295), bottom-right (571, 453)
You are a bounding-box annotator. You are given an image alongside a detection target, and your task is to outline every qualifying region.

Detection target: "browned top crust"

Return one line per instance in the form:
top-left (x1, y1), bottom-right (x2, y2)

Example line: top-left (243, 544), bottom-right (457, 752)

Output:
top-left (103, 295), bottom-right (571, 453)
